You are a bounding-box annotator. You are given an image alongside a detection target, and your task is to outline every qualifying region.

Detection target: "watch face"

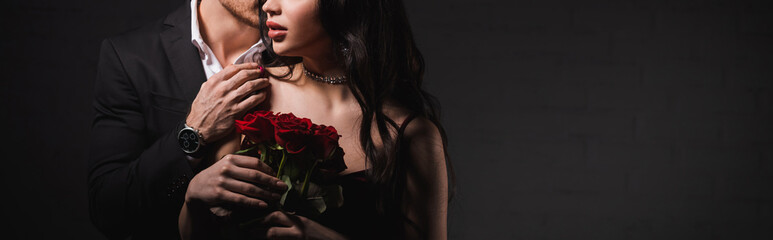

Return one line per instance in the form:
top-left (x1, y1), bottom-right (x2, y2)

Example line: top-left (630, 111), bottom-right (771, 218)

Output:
top-left (178, 128), bottom-right (200, 153)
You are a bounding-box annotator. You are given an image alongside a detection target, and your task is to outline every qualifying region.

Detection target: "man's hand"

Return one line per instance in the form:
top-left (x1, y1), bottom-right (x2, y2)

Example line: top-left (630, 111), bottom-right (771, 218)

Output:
top-left (186, 62), bottom-right (269, 143)
top-left (185, 154), bottom-right (288, 210)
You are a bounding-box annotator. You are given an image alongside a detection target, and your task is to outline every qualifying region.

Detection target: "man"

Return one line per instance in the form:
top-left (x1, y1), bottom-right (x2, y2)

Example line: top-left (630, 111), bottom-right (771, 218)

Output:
top-left (89, 0), bottom-right (285, 239)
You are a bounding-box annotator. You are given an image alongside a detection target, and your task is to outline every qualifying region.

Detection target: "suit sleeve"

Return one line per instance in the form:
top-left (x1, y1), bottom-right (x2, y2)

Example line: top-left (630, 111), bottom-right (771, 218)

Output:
top-left (88, 38), bottom-right (194, 239)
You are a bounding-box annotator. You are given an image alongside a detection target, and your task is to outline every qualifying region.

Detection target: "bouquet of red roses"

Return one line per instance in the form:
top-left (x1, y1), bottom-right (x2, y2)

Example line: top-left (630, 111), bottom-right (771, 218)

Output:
top-left (233, 111), bottom-right (347, 224)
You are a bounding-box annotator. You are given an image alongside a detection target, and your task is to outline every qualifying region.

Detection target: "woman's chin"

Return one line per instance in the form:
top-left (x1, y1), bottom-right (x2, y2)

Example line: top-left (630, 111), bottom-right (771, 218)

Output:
top-left (273, 48), bottom-right (300, 58)
top-left (273, 42), bottom-right (307, 57)
top-left (271, 45), bottom-right (290, 56)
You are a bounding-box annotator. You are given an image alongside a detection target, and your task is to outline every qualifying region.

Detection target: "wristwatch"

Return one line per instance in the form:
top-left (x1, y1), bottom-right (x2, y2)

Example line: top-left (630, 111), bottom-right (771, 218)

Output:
top-left (178, 123), bottom-right (206, 158)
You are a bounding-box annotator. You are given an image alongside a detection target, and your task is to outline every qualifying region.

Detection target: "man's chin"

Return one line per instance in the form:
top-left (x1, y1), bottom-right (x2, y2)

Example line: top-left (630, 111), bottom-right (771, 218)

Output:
top-left (237, 16), bottom-right (261, 29)
top-left (226, 9), bottom-right (261, 28)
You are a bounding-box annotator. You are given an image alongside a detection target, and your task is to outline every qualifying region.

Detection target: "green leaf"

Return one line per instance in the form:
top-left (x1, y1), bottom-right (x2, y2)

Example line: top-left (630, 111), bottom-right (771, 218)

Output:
top-left (279, 175), bottom-right (293, 206)
top-left (299, 183), bottom-right (344, 215)
top-left (282, 158), bottom-right (303, 180)
top-left (307, 196), bottom-right (326, 214)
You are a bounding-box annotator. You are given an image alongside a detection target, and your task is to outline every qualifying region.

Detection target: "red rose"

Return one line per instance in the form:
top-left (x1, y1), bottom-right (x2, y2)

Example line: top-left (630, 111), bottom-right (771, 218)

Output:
top-left (318, 146), bottom-right (347, 175)
top-left (311, 125), bottom-right (341, 159)
top-left (235, 111), bottom-right (277, 144)
top-left (272, 113), bottom-right (314, 154)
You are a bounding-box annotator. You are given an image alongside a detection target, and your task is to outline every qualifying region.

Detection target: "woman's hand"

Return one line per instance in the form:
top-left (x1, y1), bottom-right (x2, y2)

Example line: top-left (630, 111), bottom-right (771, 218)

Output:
top-left (260, 211), bottom-right (348, 240)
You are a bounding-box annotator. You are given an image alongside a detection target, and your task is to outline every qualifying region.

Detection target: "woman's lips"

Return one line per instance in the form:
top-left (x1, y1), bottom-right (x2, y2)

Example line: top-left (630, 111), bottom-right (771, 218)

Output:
top-left (268, 29), bottom-right (286, 40)
top-left (266, 21), bottom-right (287, 40)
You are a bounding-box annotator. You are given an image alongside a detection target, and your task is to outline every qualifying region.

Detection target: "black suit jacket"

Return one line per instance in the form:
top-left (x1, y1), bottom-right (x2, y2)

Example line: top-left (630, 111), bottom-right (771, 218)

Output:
top-left (88, 2), bottom-right (206, 239)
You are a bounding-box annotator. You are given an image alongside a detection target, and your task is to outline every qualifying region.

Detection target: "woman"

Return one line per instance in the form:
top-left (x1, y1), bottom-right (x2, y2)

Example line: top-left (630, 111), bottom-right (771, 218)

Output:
top-left (181, 0), bottom-right (453, 238)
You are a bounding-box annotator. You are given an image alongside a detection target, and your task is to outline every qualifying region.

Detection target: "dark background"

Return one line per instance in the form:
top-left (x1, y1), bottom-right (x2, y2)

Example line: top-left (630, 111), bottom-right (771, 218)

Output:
top-left (2, 0), bottom-right (772, 239)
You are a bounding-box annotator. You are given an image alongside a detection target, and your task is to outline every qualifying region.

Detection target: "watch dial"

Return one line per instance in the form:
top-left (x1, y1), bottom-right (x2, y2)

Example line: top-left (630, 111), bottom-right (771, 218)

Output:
top-left (179, 129), bottom-right (199, 153)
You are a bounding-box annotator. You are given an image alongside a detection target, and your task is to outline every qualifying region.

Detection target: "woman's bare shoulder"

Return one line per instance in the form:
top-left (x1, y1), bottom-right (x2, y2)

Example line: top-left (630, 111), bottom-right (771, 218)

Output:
top-left (381, 101), bottom-right (441, 141)
top-left (381, 101), bottom-right (412, 128)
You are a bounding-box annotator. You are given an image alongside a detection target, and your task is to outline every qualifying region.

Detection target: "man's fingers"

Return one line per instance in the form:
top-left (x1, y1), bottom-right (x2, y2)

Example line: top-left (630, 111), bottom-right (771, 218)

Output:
top-left (225, 154), bottom-right (275, 174)
top-left (220, 163), bottom-right (286, 192)
top-left (232, 78), bottom-right (270, 100)
top-left (221, 154), bottom-right (288, 191)
top-left (234, 92), bottom-right (268, 115)
top-left (226, 68), bottom-right (264, 89)
top-left (217, 189), bottom-right (268, 208)
top-left (214, 62), bottom-right (259, 82)
top-left (220, 177), bottom-right (281, 201)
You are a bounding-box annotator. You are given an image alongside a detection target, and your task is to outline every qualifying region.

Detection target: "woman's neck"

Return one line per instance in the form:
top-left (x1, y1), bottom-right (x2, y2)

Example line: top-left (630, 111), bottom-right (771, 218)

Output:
top-left (296, 55), bottom-right (351, 110)
top-left (199, 0), bottom-right (261, 65)
top-left (301, 51), bottom-right (345, 78)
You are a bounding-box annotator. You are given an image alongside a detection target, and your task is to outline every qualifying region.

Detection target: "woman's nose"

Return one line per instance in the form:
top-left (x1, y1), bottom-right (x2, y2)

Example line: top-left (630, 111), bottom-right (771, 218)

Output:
top-left (262, 0), bottom-right (280, 15)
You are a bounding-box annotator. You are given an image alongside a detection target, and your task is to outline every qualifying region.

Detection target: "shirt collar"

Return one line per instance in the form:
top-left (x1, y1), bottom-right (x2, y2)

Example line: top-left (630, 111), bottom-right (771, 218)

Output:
top-left (234, 41), bottom-right (265, 64)
top-left (190, 0), bottom-right (205, 58)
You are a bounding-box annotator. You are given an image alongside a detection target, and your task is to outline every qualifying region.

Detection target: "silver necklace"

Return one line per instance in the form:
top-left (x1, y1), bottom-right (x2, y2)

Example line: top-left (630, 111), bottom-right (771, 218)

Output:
top-left (302, 64), bottom-right (348, 84)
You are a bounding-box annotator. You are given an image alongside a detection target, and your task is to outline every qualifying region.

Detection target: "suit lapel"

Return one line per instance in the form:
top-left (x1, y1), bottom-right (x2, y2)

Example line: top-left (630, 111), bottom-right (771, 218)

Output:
top-left (160, 1), bottom-right (207, 104)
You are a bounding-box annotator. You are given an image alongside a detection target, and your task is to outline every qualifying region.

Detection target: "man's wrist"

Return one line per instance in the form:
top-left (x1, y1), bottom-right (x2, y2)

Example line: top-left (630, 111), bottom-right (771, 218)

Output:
top-left (184, 112), bottom-right (209, 142)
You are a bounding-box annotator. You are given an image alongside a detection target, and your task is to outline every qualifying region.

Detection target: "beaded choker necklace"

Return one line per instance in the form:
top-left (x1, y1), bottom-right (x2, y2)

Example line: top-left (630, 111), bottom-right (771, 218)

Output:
top-left (302, 64), bottom-right (347, 85)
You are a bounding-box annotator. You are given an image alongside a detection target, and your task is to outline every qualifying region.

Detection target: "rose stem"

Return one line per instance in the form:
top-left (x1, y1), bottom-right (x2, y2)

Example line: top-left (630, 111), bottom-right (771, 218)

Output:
top-left (300, 161), bottom-right (318, 197)
top-left (276, 148), bottom-right (287, 178)
top-left (258, 144), bottom-right (267, 163)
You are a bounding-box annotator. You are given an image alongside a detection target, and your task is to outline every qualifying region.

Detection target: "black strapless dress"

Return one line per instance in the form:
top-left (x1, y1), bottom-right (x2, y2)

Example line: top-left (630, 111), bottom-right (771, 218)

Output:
top-left (315, 170), bottom-right (390, 239)
top-left (320, 114), bottom-right (419, 239)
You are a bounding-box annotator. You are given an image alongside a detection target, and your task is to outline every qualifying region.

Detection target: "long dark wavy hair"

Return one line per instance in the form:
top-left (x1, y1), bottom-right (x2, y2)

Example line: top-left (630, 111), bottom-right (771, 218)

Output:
top-left (258, 0), bottom-right (455, 237)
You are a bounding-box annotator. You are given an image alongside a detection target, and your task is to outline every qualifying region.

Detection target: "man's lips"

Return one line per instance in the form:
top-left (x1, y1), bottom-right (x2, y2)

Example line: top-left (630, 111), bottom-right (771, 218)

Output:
top-left (266, 21), bottom-right (287, 39)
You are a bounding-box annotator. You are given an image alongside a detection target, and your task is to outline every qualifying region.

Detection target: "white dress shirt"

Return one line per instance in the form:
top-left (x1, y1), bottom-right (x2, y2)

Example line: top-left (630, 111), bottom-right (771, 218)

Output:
top-left (187, 0), bottom-right (265, 163)
top-left (190, 0), bottom-right (265, 79)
